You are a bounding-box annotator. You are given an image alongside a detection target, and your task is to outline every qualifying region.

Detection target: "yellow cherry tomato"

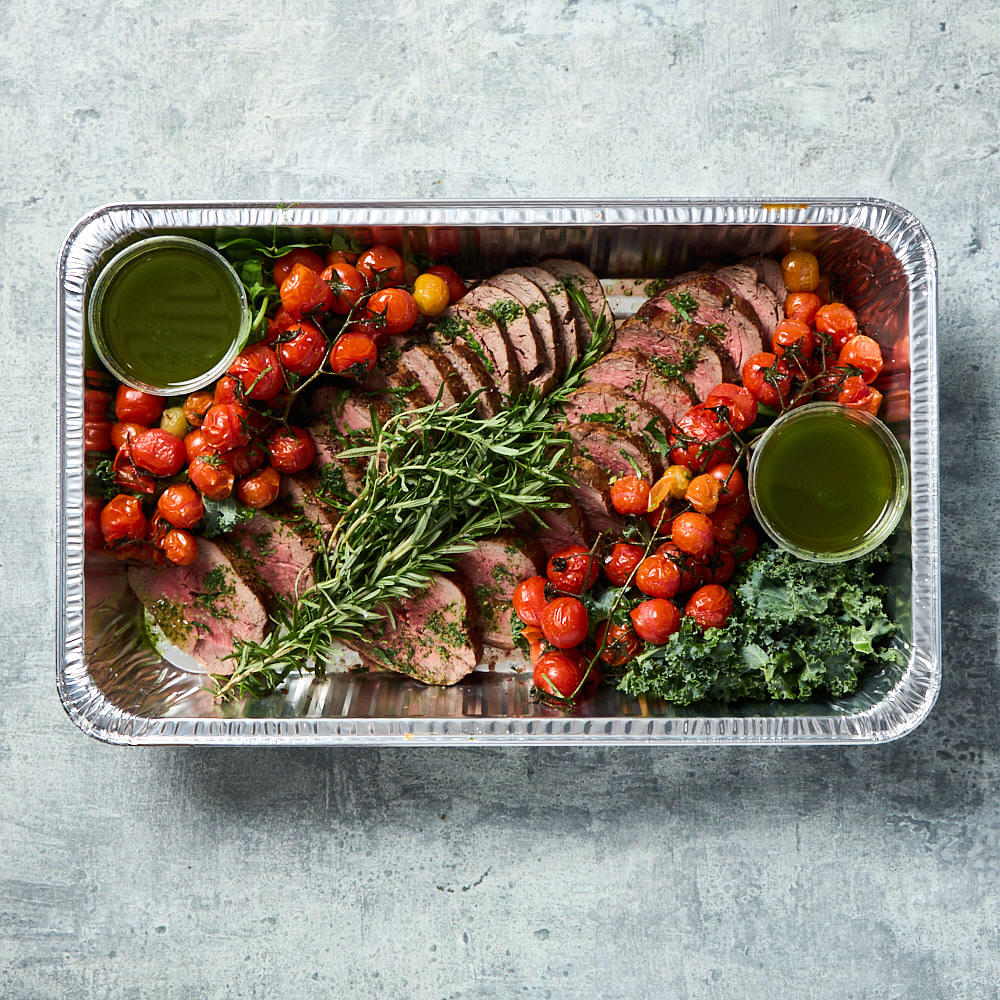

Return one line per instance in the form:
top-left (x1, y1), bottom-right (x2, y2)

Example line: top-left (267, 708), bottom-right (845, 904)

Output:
top-left (412, 273), bottom-right (450, 317)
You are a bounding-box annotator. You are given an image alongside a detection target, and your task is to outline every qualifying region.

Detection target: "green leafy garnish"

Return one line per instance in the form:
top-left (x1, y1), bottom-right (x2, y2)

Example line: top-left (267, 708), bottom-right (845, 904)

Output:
top-left (86, 458), bottom-right (117, 501)
top-left (201, 497), bottom-right (256, 538)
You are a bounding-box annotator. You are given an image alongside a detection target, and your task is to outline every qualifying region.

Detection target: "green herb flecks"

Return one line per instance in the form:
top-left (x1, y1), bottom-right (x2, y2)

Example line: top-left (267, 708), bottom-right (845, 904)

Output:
top-left (193, 566), bottom-right (237, 621)
top-left (665, 291), bottom-right (699, 323)
top-left (476, 299), bottom-right (523, 327)
top-left (86, 458), bottom-right (118, 501)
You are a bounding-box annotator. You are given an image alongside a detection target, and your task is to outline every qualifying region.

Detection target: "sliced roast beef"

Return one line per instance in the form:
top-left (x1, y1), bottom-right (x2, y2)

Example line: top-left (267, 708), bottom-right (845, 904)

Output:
top-left (560, 384), bottom-right (671, 469)
top-left (429, 304), bottom-right (520, 398)
top-left (614, 317), bottom-right (725, 401)
top-left (714, 263), bottom-right (782, 342)
top-left (393, 343), bottom-right (468, 410)
top-left (584, 349), bottom-right (697, 425)
top-left (456, 533), bottom-right (544, 649)
top-left (636, 273), bottom-right (763, 375)
top-left (228, 512), bottom-right (319, 603)
top-left (365, 353), bottom-right (432, 411)
top-left (311, 385), bottom-right (393, 437)
top-left (460, 284), bottom-right (546, 394)
top-left (558, 421), bottom-right (658, 483)
top-left (434, 339), bottom-right (503, 418)
top-left (539, 258), bottom-right (613, 345)
top-left (487, 271), bottom-right (563, 392)
top-left (510, 265), bottom-right (580, 371)
top-left (566, 454), bottom-right (622, 537)
top-left (127, 539), bottom-right (269, 676)
top-left (356, 573), bottom-right (482, 685)
top-left (531, 491), bottom-right (591, 554)
top-left (280, 472), bottom-right (341, 532)
top-left (744, 254), bottom-right (787, 302)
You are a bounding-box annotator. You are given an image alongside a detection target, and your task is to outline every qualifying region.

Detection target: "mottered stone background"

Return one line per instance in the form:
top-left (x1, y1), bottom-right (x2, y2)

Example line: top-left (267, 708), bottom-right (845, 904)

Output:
top-left (1, 1), bottom-right (998, 997)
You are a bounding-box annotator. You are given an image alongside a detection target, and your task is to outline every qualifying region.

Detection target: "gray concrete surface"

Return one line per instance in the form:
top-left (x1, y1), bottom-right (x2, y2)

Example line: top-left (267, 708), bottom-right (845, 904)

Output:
top-left (1, 0), bottom-right (998, 996)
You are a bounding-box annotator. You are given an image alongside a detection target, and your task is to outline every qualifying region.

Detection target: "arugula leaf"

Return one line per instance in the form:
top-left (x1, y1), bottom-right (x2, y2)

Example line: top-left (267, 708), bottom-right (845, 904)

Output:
top-left (201, 497), bottom-right (256, 538)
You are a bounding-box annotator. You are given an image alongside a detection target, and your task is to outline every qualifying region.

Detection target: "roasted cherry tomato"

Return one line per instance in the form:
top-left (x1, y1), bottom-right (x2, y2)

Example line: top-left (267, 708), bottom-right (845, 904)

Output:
top-left (838, 375), bottom-right (883, 415)
top-left (781, 250), bottom-right (820, 292)
top-left (709, 506), bottom-right (742, 546)
top-left (163, 528), bottom-right (198, 566)
top-left (708, 463), bottom-right (745, 507)
top-left (188, 454), bottom-right (235, 500)
top-left (685, 584), bottom-right (733, 630)
top-left (85, 388), bottom-right (112, 419)
top-left (609, 476), bottom-right (651, 517)
top-left (228, 441), bottom-right (268, 477)
top-left (710, 548), bottom-right (736, 585)
top-left (329, 332), bottom-right (378, 377)
top-left (267, 426), bottom-right (315, 474)
top-left (130, 428), bottom-right (187, 477)
top-left (213, 375), bottom-right (242, 406)
top-left (265, 307), bottom-right (296, 345)
top-left (159, 407), bottom-right (188, 439)
top-left (366, 287), bottom-right (418, 337)
top-left (602, 542), bottom-right (644, 587)
top-left (838, 334), bottom-right (884, 384)
top-left (630, 598), bottom-right (682, 644)
top-left (156, 483), bottom-right (205, 529)
top-left (426, 264), bottom-right (466, 303)
top-left (236, 466), bottom-right (281, 509)
top-left (684, 474), bottom-right (721, 515)
top-left (731, 523), bottom-right (758, 563)
top-left (272, 248), bottom-right (325, 286)
top-left (784, 291), bottom-right (822, 326)
top-left (201, 403), bottom-right (251, 451)
top-left (280, 262), bottom-right (334, 319)
top-left (356, 244), bottom-right (405, 287)
top-left (532, 649), bottom-right (585, 700)
top-left (115, 385), bottom-right (163, 425)
top-left (320, 262), bottom-right (366, 315)
top-left (183, 429), bottom-right (216, 463)
top-left (513, 575), bottom-right (549, 626)
top-left (278, 322), bottom-right (328, 377)
top-left (703, 383), bottom-right (758, 434)
top-left (325, 249), bottom-right (357, 267)
top-left (110, 421), bottom-right (145, 451)
top-left (657, 542), bottom-right (711, 594)
top-left (741, 352), bottom-right (792, 408)
top-left (669, 405), bottom-right (736, 472)
top-left (85, 420), bottom-right (112, 452)
top-left (595, 621), bottom-right (641, 667)
top-left (228, 344), bottom-right (283, 402)
top-left (412, 273), bottom-right (450, 317)
top-left (645, 503), bottom-right (674, 536)
top-left (100, 494), bottom-right (148, 545)
top-left (546, 545), bottom-right (600, 595)
top-left (772, 318), bottom-right (816, 365)
top-left (634, 555), bottom-right (681, 600)
top-left (671, 511), bottom-right (715, 560)
top-left (540, 596), bottom-right (589, 649)
top-left (815, 302), bottom-right (859, 351)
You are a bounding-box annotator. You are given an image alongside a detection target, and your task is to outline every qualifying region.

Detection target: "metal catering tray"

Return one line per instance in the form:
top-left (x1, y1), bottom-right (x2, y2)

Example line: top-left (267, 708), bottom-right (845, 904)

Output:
top-left (57, 200), bottom-right (939, 745)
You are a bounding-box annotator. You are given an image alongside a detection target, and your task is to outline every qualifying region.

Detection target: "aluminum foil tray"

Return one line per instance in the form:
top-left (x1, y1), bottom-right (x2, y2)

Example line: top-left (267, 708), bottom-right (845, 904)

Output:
top-left (58, 200), bottom-right (939, 745)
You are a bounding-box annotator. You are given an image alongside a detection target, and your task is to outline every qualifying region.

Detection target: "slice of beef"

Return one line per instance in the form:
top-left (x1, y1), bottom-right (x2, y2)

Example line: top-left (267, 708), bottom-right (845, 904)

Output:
top-left (558, 421), bottom-right (658, 482)
top-left (365, 353), bottom-right (432, 411)
top-left (614, 317), bottom-right (725, 401)
top-left (744, 254), bottom-right (787, 302)
top-left (560, 384), bottom-right (671, 471)
top-left (539, 258), bottom-right (613, 346)
top-left (127, 539), bottom-right (268, 676)
top-left (531, 491), bottom-right (591, 554)
top-left (456, 533), bottom-right (544, 649)
top-left (355, 573), bottom-right (482, 685)
top-left (227, 512), bottom-right (319, 604)
top-left (636, 273), bottom-right (764, 375)
top-left (434, 339), bottom-right (503, 418)
top-left (429, 304), bottom-right (520, 398)
top-left (280, 472), bottom-right (341, 533)
top-left (510, 265), bottom-right (580, 372)
top-left (460, 284), bottom-right (545, 393)
top-left (394, 343), bottom-right (468, 410)
top-left (488, 271), bottom-right (563, 392)
top-left (311, 385), bottom-right (393, 437)
top-left (584, 349), bottom-right (697, 425)
top-left (566, 454), bottom-right (622, 537)
top-left (714, 263), bottom-right (782, 343)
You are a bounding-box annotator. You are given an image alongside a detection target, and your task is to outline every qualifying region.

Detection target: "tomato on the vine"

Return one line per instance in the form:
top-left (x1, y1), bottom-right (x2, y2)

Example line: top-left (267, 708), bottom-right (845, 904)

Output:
top-left (156, 483), bottom-right (205, 530)
top-left (202, 403), bottom-right (251, 451)
top-left (236, 466), bottom-right (281, 509)
top-left (329, 332), bottom-right (378, 376)
top-left (532, 649), bottom-right (585, 700)
top-left (228, 344), bottom-right (283, 402)
top-left (732, 523), bottom-right (759, 563)
top-left (110, 421), bottom-right (145, 451)
top-left (630, 598), bottom-right (682, 644)
top-left (265, 307), bottom-right (296, 345)
top-left (280, 263), bottom-right (334, 319)
top-left (669, 405), bottom-right (735, 472)
top-left (320, 262), bottom-right (366, 315)
top-left (815, 302), bottom-right (858, 351)
top-left (513, 575), bottom-right (549, 626)
top-left (540, 596), bottom-right (589, 649)
top-left (708, 463), bottom-right (745, 507)
top-left (356, 244), bottom-right (405, 287)
top-left (837, 375), bottom-right (883, 415)
top-left (684, 473), bottom-right (720, 515)
top-left (115, 386), bottom-right (163, 425)
top-left (184, 429), bottom-right (216, 463)
top-left (100, 494), bottom-right (148, 545)
top-left (781, 250), bottom-right (820, 292)
top-left (838, 334), bottom-right (884, 384)
top-left (182, 390), bottom-right (214, 428)
top-left (367, 287), bottom-right (418, 337)
top-left (772, 318), bottom-right (816, 364)
top-left (188, 454), bottom-right (235, 500)
top-left (685, 584), bottom-right (733, 629)
top-left (426, 264), bottom-right (466, 303)
top-left (634, 555), bottom-right (681, 599)
top-left (602, 542), bottom-right (644, 587)
top-left (130, 428), bottom-right (187, 477)
top-left (325, 249), bottom-right (357, 268)
top-left (163, 528), bottom-right (198, 566)
top-left (672, 511), bottom-right (715, 560)
top-left (546, 545), bottom-right (600, 594)
top-left (709, 506), bottom-right (742, 546)
top-left (272, 248), bottom-right (324, 286)
top-left (710, 548), bottom-right (736, 585)
top-left (213, 375), bottom-right (242, 406)
top-left (228, 441), bottom-right (268, 477)
top-left (278, 322), bottom-right (327, 378)
top-left (609, 476), bottom-right (651, 517)
top-left (267, 426), bottom-right (315, 474)
top-left (595, 621), bottom-right (641, 666)
top-left (412, 273), bottom-right (450, 318)
top-left (741, 352), bottom-right (792, 407)
top-left (784, 291), bottom-right (822, 326)
top-left (703, 383), bottom-right (758, 434)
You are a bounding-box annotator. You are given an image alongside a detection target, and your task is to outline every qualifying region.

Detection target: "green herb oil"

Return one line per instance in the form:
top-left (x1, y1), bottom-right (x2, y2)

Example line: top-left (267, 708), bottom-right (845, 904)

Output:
top-left (99, 245), bottom-right (243, 387)
top-left (753, 409), bottom-right (896, 554)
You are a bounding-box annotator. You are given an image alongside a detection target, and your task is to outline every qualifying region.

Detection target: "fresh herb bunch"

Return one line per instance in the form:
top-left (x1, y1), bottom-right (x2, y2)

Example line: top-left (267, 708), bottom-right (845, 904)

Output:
top-left (212, 284), bottom-right (614, 700)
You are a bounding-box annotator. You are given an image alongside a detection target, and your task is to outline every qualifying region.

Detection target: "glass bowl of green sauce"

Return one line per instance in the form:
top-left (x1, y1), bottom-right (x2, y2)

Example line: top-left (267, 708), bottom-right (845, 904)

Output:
top-left (748, 401), bottom-right (909, 563)
top-left (88, 235), bottom-right (251, 395)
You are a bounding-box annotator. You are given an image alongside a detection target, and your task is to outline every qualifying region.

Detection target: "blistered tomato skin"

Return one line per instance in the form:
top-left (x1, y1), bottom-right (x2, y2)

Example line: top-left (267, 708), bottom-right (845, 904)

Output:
top-left (367, 287), bottom-right (419, 337)
top-left (115, 386), bottom-right (164, 425)
top-left (237, 466), bottom-right (281, 509)
top-left (684, 474), bottom-right (721, 515)
top-left (201, 403), bottom-right (251, 451)
top-left (630, 599), bottom-right (682, 644)
top-left (163, 528), bottom-right (198, 566)
top-left (280, 263), bottom-right (334, 319)
top-left (156, 483), bottom-right (205, 529)
top-left (708, 463), bottom-right (745, 507)
top-left (634, 555), bottom-right (681, 600)
top-left (329, 333), bottom-right (378, 376)
top-left (741, 352), bottom-right (792, 408)
top-left (703, 383), bottom-right (758, 434)
top-left (671, 511), bottom-right (715, 560)
top-left (321, 262), bottom-right (366, 315)
top-left (610, 476), bottom-right (651, 517)
top-left (513, 576), bottom-right (549, 626)
top-left (228, 345), bottom-right (284, 402)
top-left (182, 390), bottom-right (214, 428)
top-left (110, 421), bottom-right (145, 451)
top-left (356, 245), bottom-right (405, 287)
top-left (184, 429), bottom-right (216, 463)
top-left (815, 303), bottom-right (859, 351)
top-left (228, 441), bottom-right (268, 478)
top-left (272, 249), bottom-right (324, 286)
top-left (784, 291), bottom-right (822, 326)
top-left (540, 596), bottom-right (590, 649)
top-left (546, 545), bottom-right (600, 594)
top-left (100, 494), bottom-right (148, 545)
top-left (188, 454), bottom-right (235, 500)
top-left (130, 428), bottom-right (187, 477)
top-left (595, 621), bottom-right (641, 666)
top-left (278, 323), bottom-right (327, 377)
top-left (602, 542), bottom-right (644, 587)
top-left (267, 426), bottom-right (316, 475)
top-left (669, 405), bottom-right (735, 472)
top-left (532, 649), bottom-right (585, 699)
top-left (685, 584), bottom-right (734, 630)
top-left (838, 335), bottom-right (884, 384)
top-left (772, 318), bottom-right (816, 364)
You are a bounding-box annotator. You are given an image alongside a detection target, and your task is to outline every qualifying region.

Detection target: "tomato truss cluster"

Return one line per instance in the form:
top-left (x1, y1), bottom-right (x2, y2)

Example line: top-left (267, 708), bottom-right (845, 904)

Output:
top-left (84, 237), bottom-right (469, 568)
